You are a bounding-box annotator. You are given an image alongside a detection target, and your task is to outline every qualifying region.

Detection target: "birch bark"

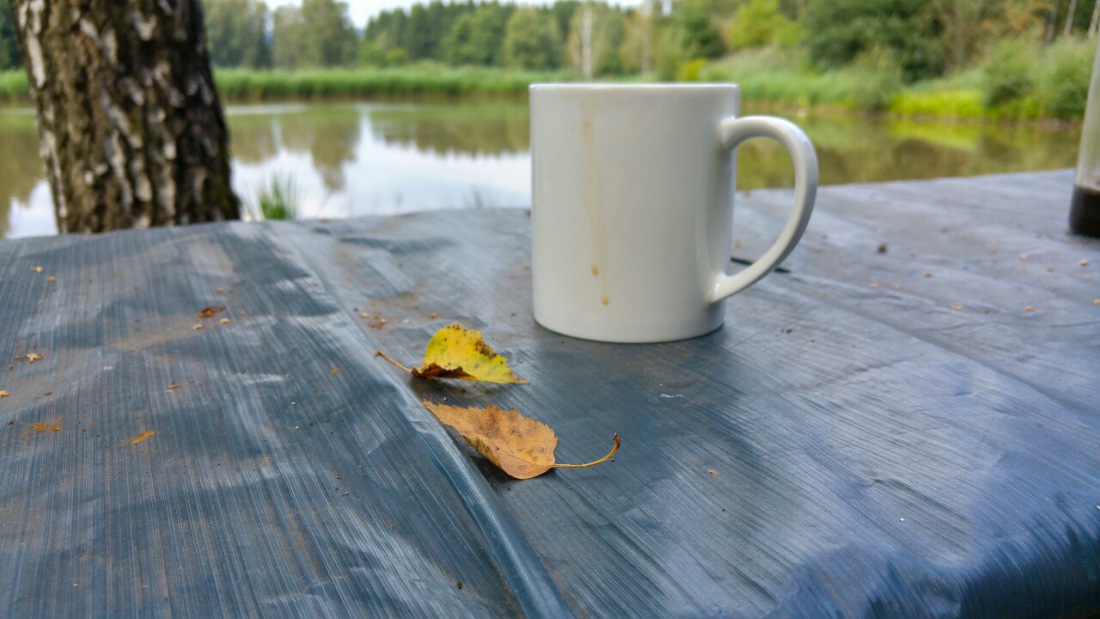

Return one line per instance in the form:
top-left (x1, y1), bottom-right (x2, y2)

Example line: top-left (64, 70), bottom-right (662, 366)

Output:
top-left (10, 0), bottom-right (239, 233)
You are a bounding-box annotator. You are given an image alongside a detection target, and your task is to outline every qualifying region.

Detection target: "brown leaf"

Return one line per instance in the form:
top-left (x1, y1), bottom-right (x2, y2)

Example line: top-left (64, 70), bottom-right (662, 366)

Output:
top-left (423, 401), bottom-right (619, 480)
top-left (25, 419), bottom-right (62, 433)
top-left (376, 324), bottom-right (525, 384)
top-left (197, 305), bottom-right (226, 318)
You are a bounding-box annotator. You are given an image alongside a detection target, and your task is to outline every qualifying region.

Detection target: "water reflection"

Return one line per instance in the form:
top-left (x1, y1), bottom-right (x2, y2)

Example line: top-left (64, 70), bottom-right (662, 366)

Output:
top-left (226, 109), bottom-right (280, 164)
top-left (0, 111), bottom-right (47, 239)
top-left (227, 102), bottom-right (529, 222)
top-left (736, 111), bottom-right (1079, 188)
top-left (277, 106), bottom-right (361, 192)
top-left (1, 100), bottom-right (1082, 239)
top-left (368, 101), bottom-right (530, 156)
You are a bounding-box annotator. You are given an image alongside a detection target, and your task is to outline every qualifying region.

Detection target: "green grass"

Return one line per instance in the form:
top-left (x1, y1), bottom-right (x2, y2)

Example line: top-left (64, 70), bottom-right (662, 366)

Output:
top-left (248, 174), bottom-right (301, 222)
top-left (698, 47), bottom-right (904, 112)
top-left (0, 71), bottom-right (26, 103)
top-left (890, 90), bottom-right (985, 119)
top-left (0, 37), bottom-right (1090, 122)
top-left (0, 65), bottom-right (576, 105)
top-left (213, 65), bottom-right (577, 100)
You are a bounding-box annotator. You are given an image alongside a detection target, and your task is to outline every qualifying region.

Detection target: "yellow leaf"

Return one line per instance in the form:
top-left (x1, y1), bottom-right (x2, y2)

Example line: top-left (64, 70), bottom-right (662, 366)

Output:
top-left (423, 401), bottom-right (619, 480)
top-left (0, 390), bottom-right (9, 397)
top-left (377, 324), bottom-right (526, 384)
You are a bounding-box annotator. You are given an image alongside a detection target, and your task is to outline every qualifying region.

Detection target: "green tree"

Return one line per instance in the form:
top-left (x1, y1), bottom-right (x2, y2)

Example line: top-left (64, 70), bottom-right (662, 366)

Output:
top-left (443, 4), bottom-right (513, 66)
top-left (300, 0), bottom-right (359, 67)
top-left (727, 0), bottom-right (801, 49)
top-left (364, 9), bottom-right (408, 53)
top-left (272, 6), bottom-right (307, 69)
top-left (673, 0), bottom-right (725, 59)
top-left (502, 8), bottom-right (563, 70)
top-left (204, 0), bottom-right (270, 68)
top-left (619, 4), bottom-right (660, 74)
top-left (0, 1), bottom-right (19, 70)
top-left (928, 0), bottom-right (1001, 71)
top-left (654, 0), bottom-right (723, 79)
top-left (404, 1), bottom-right (460, 61)
top-left (991, 0), bottom-right (1052, 38)
top-left (360, 41), bottom-right (387, 66)
top-left (550, 0), bottom-right (582, 39)
top-left (443, 12), bottom-right (481, 65)
top-left (404, 4), bottom-right (433, 60)
top-left (802, 0), bottom-right (945, 82)
top-left (567, 2), bottom-right (626, 76)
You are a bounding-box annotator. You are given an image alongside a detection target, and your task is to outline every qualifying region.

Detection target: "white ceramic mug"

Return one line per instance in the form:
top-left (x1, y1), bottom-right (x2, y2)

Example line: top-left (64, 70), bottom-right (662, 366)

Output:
top-left (530, 83), bottom-right (818, 343)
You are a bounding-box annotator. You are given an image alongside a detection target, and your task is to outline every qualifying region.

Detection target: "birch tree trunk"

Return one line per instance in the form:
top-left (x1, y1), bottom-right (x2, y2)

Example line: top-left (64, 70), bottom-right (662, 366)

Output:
top-left (1065, 0), bottom-right (1079, 37)
top-left (10, 0), bottom-right (240, 233)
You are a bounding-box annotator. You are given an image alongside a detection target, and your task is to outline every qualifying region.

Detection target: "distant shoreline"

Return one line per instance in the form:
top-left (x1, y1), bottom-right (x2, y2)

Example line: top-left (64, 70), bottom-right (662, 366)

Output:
top-left (0, 66), bottom-right (1086, 125)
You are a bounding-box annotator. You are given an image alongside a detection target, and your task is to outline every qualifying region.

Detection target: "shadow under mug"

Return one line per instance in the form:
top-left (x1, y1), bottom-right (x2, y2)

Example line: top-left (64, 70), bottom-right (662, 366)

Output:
top-left (530, 83), bottom-right (818, 343)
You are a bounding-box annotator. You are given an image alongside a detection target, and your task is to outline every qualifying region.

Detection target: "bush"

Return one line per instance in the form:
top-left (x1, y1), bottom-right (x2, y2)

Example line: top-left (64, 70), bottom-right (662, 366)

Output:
top-left (982, 40), bottom-right (1034, 110)
top-left (676, 58), bottom-right (707, 82)
top-left (842, 45), bottom-right (903, 112)
top-left (0, 70), bottom-right (26, 102)
top-left (386, 48), bottom-right (410, 67)
top-left (727, 0), bottom-right (800, 50)
top-left (1041, 38), bottom-right (1093, 120)
top-left (979, 37), bottom-right (1092, 121)
top-left (802, 0), bottom-right (945, 83)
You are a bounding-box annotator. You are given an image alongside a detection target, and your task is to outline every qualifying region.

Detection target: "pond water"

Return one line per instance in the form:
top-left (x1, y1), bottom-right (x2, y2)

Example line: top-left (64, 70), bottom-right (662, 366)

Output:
top-left (0, 100), bottom-right (1082, 239)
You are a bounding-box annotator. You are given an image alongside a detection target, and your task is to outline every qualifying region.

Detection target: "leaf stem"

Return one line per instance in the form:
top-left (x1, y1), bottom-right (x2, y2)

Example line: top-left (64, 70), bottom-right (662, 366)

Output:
top-left (554, 434), bottom-right (621, 469)
top-left (374, 349), bottom-right (413, 374)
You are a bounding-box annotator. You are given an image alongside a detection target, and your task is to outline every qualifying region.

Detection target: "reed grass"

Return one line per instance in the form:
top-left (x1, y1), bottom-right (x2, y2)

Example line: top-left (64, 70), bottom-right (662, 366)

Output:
top-left (213, 65), bottom-right (576, 100)
top-left (248, 173), bottom-right (301, 221)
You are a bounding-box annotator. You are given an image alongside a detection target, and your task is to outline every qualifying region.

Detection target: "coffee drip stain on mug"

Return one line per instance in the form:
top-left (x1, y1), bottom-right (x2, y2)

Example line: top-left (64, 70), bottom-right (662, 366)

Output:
top-left (590, 265), bottom-right (610, 305)
top-left (581, 98), bottom-right (611, 308)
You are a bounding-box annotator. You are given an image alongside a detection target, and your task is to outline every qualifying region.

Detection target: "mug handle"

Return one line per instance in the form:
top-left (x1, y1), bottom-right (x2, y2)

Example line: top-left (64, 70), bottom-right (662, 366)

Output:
top-left (709, 115), bottom-right (819, 303)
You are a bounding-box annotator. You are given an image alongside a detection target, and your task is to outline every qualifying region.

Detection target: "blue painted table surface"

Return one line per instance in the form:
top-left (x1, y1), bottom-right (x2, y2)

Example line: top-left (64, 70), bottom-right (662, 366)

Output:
top-left (0, 170), bottom-right (1097, 618)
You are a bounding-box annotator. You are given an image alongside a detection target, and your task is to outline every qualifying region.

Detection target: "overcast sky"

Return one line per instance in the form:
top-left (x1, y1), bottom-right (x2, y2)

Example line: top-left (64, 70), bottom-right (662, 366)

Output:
top-left (263, 1), bottom-right (562, 28)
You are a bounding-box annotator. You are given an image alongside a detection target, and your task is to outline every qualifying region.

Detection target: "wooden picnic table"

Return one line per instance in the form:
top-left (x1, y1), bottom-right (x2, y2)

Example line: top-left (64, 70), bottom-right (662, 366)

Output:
top-left (0, 170), bottom-right (1097, 617)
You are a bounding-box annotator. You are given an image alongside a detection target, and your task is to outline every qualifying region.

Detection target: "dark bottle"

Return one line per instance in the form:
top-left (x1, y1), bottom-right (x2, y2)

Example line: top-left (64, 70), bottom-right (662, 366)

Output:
top-left (1070, 185), bottom-right (1100, 236)
top-left (1072, 40), bottom-right (1100, 237)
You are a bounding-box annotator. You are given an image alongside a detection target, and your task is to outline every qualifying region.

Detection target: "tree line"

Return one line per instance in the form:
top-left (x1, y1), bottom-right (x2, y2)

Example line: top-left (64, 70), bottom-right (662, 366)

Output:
top-left (0, 0), bottom-right (1096, 81)
top-left (362, 0), bottom-right (1100, 82)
